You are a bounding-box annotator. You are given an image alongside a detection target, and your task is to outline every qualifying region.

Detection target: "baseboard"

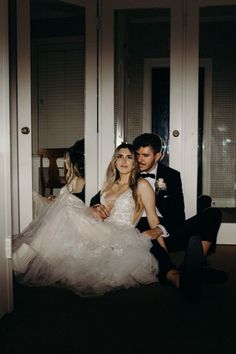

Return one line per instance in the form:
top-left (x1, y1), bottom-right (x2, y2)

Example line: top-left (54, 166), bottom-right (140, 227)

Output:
top-left (213, 198), bottom-right (235, 208)
top-left (217, 223), bottom-right (236, 244)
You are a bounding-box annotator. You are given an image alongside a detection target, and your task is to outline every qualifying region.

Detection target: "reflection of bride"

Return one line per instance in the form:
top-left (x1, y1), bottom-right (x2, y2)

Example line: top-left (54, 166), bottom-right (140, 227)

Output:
top-left (32, 143), bottom-right (85, 219)
top-left (13, 143), bottom-right (165, 297)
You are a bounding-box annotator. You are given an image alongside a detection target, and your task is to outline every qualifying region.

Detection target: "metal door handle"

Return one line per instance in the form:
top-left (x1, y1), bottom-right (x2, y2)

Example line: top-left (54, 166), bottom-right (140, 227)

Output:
top-left (21, 127), bottom-right (30, 135)
top-left (172, 130), bottom-right (180, 137)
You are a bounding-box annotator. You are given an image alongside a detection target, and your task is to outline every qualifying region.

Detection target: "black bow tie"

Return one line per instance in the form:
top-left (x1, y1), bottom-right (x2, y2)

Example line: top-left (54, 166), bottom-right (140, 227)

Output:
top-left (139, 173), bottom-right (156, 179)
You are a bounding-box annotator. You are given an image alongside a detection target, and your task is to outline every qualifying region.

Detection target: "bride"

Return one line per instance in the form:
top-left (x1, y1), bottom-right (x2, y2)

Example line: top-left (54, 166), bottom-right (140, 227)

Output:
top-left (13, 143), bottom-right (166, 297)
top-left (32, 141), bottom-right (85, 218)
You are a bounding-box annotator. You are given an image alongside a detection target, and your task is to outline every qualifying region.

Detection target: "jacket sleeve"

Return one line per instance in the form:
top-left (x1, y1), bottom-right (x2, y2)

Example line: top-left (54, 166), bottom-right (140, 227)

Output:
top-left (89, 191), bottom-right (101, 207)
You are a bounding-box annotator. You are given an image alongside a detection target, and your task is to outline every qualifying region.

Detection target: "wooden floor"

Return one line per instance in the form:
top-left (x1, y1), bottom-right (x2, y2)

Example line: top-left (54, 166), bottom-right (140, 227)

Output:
top-left (0, 245), bottom-right (236, 354)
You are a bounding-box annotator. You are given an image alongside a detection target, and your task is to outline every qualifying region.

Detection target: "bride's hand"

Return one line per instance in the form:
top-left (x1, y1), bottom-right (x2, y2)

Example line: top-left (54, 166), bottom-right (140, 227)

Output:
top-left (90, 204), bottom-right (110, 220)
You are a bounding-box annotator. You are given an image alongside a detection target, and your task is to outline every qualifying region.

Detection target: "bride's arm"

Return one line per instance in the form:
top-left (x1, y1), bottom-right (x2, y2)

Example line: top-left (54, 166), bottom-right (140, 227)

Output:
top-left (137, 179), bottom-right (167, 250)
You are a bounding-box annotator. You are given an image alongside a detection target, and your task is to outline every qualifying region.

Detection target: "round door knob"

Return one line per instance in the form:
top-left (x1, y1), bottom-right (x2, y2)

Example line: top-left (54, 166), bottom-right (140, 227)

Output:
top-left (172, 130), bottom-right (180, 137)
top-left (21, 127), bottom-right (30, 135)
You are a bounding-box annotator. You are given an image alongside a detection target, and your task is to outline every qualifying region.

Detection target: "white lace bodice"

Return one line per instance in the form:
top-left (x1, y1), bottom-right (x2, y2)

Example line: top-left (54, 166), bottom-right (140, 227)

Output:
top-left (102, 189), bottom-right (135, 227)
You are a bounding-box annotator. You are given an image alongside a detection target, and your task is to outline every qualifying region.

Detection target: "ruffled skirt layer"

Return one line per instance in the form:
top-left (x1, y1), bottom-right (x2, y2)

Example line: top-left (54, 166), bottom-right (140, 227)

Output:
top-left (13, 193), bottom-right (158, 296)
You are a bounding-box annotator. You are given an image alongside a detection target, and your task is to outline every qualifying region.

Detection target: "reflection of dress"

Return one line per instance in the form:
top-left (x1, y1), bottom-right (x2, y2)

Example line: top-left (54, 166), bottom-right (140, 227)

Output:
top-left (32, 185), bottom-right (85, 219)
top-left (32, 191), bottom-right (51, 219)
top-left (13, 188), bottom-right (158, 297)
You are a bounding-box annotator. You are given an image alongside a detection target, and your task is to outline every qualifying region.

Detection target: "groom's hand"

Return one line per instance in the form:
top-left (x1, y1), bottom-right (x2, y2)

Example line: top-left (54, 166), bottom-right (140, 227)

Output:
top-left (142, 227), bottom-right (163, 240)
top-left (90, 204), bottom-right (110, 220)
top-left (143, 228), bottom-right (168, 251)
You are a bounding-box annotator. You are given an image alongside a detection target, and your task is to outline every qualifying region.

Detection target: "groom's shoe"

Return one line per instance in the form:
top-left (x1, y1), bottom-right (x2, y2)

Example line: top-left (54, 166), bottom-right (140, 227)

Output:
top-left (180, 236), bottom-right (205, 302)
top-left (201, 265), bottom-right (228, 284)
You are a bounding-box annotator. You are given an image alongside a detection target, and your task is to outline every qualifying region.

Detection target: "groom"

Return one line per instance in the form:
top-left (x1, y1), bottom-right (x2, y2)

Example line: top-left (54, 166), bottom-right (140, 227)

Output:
top-left (90, 133), bottom-right (227, 300)
top-left (132, 133), bottom-right (227, 292)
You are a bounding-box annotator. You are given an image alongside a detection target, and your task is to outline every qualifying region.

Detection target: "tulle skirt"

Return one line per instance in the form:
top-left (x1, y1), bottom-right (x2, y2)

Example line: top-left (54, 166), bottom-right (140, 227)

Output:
top-left (13, 192), bottom-right (158, 296)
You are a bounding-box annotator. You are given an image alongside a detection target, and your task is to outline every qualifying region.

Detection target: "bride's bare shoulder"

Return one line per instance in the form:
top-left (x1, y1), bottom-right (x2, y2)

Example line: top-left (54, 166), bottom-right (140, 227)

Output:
top-left (137, 178), bottom-right (153, 191)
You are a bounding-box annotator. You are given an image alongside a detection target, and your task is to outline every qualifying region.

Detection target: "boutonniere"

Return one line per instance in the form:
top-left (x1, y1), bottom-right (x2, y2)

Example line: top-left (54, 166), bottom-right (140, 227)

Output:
top-left (156, 178), bottom-right (167, 194)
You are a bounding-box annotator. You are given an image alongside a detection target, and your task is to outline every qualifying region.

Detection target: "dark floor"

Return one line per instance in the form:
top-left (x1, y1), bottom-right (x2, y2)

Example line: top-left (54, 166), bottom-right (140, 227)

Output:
top-left (1, 245), bottom-right (236, 354)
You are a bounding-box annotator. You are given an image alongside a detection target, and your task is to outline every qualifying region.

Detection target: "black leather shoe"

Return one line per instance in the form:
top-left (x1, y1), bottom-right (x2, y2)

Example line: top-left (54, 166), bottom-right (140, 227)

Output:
top-left (180, 236), bottom-right (205, 302)
top-left (201, 266), bottom-right (228, 284)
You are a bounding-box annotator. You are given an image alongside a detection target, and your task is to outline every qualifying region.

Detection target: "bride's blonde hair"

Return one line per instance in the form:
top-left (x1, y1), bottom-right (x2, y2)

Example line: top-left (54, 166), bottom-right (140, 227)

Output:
top-left (102, 143), bottom-right (140, 210)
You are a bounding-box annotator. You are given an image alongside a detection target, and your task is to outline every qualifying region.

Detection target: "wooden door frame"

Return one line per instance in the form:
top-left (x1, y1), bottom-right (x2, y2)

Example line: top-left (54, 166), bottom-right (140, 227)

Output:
top-left (0, 0), bottom-right (13, 318)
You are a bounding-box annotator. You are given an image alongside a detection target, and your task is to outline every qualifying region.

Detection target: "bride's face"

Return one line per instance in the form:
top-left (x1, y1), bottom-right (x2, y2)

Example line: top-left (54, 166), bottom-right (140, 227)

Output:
top-left (115, 148), bottom-right (134, 175)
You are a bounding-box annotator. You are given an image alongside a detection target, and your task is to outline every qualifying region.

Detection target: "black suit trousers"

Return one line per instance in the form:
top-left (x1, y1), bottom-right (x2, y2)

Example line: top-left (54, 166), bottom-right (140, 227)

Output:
top-left (165, 207), bottom-right (222, 253)
top-left (137, 207), bottom-right (222, 282)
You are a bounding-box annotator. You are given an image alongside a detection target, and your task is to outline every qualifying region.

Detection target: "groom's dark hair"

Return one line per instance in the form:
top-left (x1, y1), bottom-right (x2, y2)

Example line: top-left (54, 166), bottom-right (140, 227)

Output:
top-left (133, 133), bottom-right (162, 154)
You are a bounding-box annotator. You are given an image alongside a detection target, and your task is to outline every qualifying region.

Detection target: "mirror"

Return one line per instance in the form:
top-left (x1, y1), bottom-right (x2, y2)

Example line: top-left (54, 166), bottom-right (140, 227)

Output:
top-left (198, 5), bottom-right (236, 223)
top-left (30, 0), bottom-right (85, 217)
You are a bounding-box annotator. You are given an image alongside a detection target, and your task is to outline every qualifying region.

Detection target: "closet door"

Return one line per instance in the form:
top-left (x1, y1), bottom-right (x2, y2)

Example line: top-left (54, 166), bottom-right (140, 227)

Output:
top-left (0, 0), bottom-right (13, 318)
top-left (197, 0), bottom-right (236, 244)
top-left (17, 0), bottom-right (32, 231)
top-left (99, 0), bottom-right (186, 194)
top-left (100, 0), bottom-right (236, 236)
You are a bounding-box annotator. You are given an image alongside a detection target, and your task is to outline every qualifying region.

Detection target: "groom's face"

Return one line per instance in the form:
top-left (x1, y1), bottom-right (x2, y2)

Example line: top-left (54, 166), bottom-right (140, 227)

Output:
top-left (136, 146), bottom-right (161, 172)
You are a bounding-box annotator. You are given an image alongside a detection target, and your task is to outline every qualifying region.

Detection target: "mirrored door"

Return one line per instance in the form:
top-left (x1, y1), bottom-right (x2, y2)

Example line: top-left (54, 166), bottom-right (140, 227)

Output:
top-left (198, 3), bottom-right (236, 243)
top-left (16, 0), bottom-right (98, 230)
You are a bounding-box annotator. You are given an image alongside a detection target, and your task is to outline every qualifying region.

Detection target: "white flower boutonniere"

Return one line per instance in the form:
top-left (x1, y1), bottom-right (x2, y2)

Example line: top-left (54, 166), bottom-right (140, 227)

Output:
top-left (156, 178), bottom-right (167, 194)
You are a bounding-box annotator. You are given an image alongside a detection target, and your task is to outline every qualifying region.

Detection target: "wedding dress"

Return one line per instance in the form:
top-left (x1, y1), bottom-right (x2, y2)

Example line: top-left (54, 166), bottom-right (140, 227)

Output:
top-left (32, 191), bottom-right (51, 219)
top-left (13, 188), bottom-right (158, 296)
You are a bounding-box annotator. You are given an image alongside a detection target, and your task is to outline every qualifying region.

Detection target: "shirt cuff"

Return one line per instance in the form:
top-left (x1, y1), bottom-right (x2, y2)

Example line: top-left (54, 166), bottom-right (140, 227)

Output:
top-left (91, 204), bottom-right (100, 208)
top-left (156, 224), bottom-right (169, 238)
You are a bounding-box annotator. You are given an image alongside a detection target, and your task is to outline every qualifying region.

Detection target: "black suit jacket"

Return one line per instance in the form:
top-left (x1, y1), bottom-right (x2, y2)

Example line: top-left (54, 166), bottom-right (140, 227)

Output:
top-left (90, 163), bottom-right (186, 234)
top-left (90, 191), bottom-right (101, 207)
top-left (153, 163), bottom-right (185, 234)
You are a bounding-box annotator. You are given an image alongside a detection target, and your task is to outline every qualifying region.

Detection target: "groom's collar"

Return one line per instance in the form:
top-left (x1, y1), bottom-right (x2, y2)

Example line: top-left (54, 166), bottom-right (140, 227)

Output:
top-left (147, 162), bottom-right (158, 175)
